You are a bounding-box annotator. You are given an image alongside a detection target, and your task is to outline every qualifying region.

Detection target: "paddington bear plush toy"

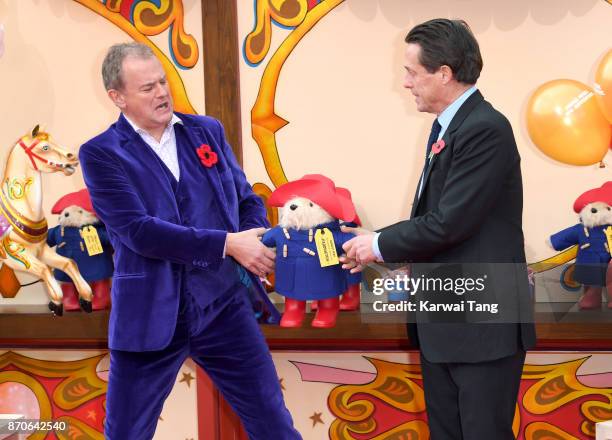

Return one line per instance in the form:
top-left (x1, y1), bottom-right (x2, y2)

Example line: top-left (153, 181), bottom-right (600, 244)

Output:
top-left (262, 174), bottom-right (356, 328)
top-left (549, 182), bottom-right (612, 309)
top-left (311, 187), bottom-right (362, 312)
top-left (47, 189), bottom-right (114, 311)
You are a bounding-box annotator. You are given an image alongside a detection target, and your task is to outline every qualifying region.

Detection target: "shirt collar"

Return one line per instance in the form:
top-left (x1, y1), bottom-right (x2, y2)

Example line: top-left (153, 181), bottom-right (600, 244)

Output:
top-left (436, 85), bottom-right (477, 139)
top-left (123, 113), bottom-right (183, 137)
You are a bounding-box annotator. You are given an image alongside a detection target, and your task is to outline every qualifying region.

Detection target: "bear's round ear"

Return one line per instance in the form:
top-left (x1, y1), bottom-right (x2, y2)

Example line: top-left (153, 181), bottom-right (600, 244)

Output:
top-left (31, 124), bottom-right (40, 138)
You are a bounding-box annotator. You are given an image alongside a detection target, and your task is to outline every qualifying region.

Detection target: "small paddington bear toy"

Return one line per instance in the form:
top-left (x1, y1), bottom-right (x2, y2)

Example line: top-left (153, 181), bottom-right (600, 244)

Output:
top-left (311, 187), bottom-right (362, 312)
top-left (549, 182), bottom-right (612, 309)
top-left (263, 174), bottom-right (356, 328)
top-left (47, 189), bottom-right (114, 311)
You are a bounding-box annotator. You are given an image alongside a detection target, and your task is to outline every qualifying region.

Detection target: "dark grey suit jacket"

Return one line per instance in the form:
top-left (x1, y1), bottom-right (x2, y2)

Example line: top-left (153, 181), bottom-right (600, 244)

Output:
top-left (378, 90), bottom-right (536, 363)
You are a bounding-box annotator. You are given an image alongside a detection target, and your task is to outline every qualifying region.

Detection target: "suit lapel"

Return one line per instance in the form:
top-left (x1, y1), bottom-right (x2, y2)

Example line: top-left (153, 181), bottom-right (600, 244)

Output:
top-left (114, 114), bottom-right (179, 215)
top-left (411, 91), bottom-right (484, 217)
top-left (175, 121), bottom-right (237, 231)
top-left (410, 132), bottom-right (448, 218)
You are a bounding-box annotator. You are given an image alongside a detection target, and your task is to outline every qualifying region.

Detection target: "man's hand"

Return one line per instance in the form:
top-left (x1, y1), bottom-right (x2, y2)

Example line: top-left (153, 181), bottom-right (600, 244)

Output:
top-left (226, 228), bottom-right (275, 277)
top-left (341, 225), bottom-right (378, 272)
top-left (339, 255), bottom-right (366, 274)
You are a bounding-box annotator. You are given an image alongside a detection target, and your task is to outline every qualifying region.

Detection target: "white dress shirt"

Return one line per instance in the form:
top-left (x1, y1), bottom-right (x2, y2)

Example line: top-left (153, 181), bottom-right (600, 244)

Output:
top-left (124, 113), bottom-right (183, 181)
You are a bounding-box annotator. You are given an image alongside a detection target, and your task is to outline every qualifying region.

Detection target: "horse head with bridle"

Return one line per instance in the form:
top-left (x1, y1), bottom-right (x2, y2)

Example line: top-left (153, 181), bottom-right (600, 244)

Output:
top-left (0, 125), bottom-right (92, 315)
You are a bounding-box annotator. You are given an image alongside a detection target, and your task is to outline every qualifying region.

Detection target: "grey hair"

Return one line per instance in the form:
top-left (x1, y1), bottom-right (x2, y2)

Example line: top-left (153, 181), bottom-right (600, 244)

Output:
top-left (101, 42), bottom-right (155, 91)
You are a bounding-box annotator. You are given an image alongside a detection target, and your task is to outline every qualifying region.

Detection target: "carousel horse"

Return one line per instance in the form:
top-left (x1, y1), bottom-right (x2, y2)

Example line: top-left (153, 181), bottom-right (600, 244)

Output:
top-left (0, 125), bottom-right (92, 315)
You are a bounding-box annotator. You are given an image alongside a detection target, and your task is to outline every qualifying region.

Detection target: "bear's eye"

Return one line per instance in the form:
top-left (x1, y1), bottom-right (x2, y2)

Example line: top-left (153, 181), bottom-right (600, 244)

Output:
top-left (608, 207), bottom-right (611, 211)
top-left (64, 212), bottom-right (69, 217)
top-left (591, 208), bottom-right (597, 214)
top-left (79, 210), bottom-right (83, 214)
top-left (309, 202), bottom-right (313, 207)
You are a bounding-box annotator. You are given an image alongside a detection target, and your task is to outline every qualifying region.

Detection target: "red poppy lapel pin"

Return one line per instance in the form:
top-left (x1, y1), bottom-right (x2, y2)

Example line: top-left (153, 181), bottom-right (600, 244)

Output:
top-left (428, 139), bottom-right (446, 160)
top-left (196, 144), bottom-right (218, 168)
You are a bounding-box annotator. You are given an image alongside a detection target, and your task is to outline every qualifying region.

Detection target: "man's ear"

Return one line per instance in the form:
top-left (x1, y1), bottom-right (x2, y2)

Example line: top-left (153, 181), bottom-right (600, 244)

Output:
top-left (108, 89), bottom-right (126, 110)
top-left (439, 65), bottom-right (454, 84)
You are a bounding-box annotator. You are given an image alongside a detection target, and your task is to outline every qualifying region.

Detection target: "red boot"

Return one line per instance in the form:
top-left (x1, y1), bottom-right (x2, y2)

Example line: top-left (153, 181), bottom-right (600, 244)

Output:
top-left (280, 298), bottom-right (306, 327)
top-left (92, 279), bottom-right (111, 311)
top-left (314, 286), bottom-right (361, 311)
top-left (61, 283), bottom-right (81, 311)
top-left (579, 286), bottom-right (602, 310)
top-left (339, 284), bottom-right (360, 311)
top-left (311, 297), bottom-right (340, 328)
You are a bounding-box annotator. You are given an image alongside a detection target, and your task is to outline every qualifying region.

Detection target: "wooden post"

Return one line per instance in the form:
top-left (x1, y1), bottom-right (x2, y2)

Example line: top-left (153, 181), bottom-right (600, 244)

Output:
top-left (201, 0), bottom-right (243, 164)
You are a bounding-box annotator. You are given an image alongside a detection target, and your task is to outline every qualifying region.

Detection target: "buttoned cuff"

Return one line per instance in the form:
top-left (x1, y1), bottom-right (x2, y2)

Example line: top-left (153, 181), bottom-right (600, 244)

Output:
top-left (191, 230), bottom-right (226, 270)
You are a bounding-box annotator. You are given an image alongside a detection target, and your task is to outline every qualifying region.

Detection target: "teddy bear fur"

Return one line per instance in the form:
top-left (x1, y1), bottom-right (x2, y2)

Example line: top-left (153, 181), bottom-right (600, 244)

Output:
top-left (549, 201), bottom-right (612, 309)
top-left (262, 197), bottom-right (354, 327)
top-left (47, 205), bottom-right (114, 311)
top-left (263, 197), bottom-right (353, 299)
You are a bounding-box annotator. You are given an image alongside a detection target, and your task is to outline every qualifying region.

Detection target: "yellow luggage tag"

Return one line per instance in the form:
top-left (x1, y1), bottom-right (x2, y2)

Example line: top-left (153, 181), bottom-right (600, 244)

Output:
top-left (314, 228), bottom-right (339, 267)
top-left (81, 226), bottom-right (104, 256)
top-left (605, 226), bottom-right (612, 256)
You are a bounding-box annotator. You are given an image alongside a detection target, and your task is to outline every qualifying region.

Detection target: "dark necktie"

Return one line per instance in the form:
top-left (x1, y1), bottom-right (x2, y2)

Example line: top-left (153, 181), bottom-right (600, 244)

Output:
top-left (418, 119), bottom-right (441, 196)
top-left (425, 119), bottom-right (442, 163)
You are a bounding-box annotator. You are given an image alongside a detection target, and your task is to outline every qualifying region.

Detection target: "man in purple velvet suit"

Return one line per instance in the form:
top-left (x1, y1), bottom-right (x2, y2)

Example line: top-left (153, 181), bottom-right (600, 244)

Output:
top-left (79, 42), bottom-right (300, 439)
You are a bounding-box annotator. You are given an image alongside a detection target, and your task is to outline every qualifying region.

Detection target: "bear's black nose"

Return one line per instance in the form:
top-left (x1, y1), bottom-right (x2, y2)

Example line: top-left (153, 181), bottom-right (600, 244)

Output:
top-left (64, 212), bottom-right (70, 217)
top-left (591, 208), bottom-right (598, 214)
top-left (290, 204), bottom-right (298, 211)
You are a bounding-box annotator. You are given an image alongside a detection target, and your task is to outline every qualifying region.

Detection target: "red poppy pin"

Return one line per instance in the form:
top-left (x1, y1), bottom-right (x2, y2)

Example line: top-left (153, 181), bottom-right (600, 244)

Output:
top-left (196, 144), bottom-right (218, 168)
top-left (428, 140), bottom-right (446, 160)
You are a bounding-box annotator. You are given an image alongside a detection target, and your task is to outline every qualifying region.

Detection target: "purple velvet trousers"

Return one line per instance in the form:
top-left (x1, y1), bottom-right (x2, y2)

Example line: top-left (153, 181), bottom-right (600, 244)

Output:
top-left (104, 286), bottom-right (301, 439)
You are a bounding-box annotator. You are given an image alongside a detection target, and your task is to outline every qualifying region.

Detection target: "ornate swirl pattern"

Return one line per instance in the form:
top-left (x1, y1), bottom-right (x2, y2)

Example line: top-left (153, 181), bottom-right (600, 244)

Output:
top-left (326, 356), bottom-right (612, 438)
top-left (0, 352), bottom-right (107, 438)
top-left (74, 0), bottom-right (197, 113)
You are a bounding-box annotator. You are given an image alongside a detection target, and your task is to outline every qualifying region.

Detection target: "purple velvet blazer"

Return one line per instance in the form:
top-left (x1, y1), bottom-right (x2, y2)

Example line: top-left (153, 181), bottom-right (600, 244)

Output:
top-left (79, 112), bottom-right (272, 351)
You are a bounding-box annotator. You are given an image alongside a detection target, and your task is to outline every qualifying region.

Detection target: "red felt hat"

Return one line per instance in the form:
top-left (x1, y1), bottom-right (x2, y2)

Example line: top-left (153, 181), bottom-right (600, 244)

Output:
top-left (268, 174), bottom-right (356, 222)
top-left (336, 187), bottom-right (362, 226)
top-left (573, 181), bottom-right (612, 213)
top-left (51, 188), bottom-right (95, 215)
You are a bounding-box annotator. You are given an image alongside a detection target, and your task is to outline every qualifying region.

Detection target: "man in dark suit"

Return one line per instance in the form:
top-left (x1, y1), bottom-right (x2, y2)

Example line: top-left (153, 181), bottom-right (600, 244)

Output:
top-left (79, 42), bottom-right (300, 439)
top-left (342, 19), bottom-right (535, 439)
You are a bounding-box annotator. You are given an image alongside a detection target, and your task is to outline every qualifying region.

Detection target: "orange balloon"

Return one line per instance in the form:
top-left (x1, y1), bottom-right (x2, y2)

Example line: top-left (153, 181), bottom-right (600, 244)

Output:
top-left (595, 49), bottom-right (612, 124)
top-left (526, 79), bottom-right (611, 166)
